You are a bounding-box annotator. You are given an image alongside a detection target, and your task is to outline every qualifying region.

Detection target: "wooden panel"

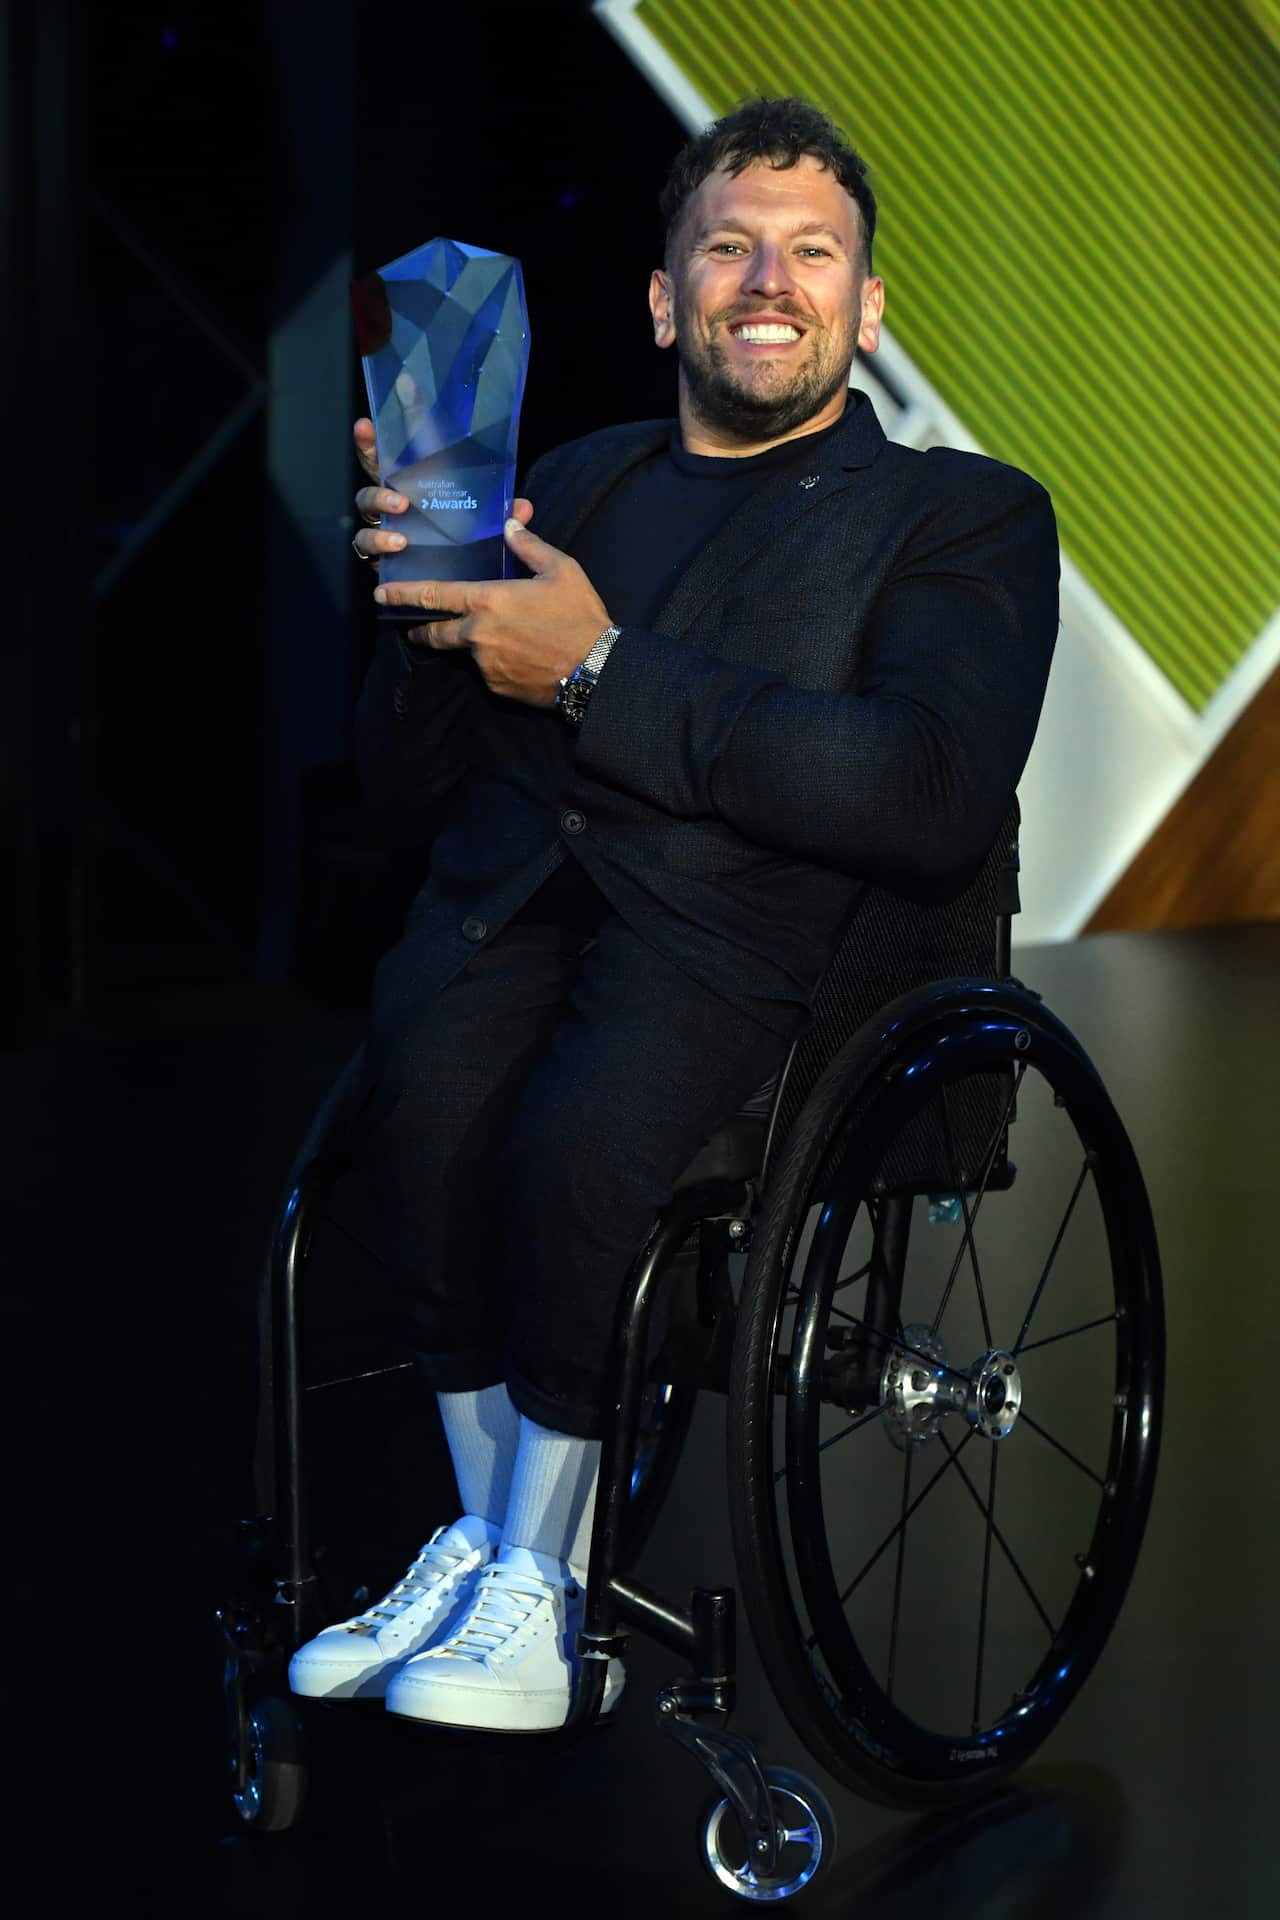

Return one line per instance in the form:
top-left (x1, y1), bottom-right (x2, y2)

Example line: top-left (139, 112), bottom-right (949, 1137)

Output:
top-left (1086, 667), bottom-right (1280, 933)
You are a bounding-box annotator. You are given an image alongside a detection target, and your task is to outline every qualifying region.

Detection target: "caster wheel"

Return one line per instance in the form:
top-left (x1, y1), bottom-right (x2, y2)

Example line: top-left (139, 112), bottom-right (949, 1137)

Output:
top-left (699, 1764), bottom-right (836, 1901)
top-left (226, 1660), bottom-right (308, 1833)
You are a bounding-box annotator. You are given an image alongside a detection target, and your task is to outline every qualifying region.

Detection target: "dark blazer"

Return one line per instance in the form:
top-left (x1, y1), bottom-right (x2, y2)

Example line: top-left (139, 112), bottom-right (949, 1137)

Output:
top-left (354, 392), bottom-right (1059, 1034)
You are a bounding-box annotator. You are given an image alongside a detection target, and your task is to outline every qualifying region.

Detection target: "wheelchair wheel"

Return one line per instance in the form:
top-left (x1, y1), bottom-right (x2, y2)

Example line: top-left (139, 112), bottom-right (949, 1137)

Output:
top-left (225, 1658), bottom-right (308, 1833)
top-left (699, 1765), bottom-right (836, 1901)
top-left (729, 985), bottom-right (1163, 1809)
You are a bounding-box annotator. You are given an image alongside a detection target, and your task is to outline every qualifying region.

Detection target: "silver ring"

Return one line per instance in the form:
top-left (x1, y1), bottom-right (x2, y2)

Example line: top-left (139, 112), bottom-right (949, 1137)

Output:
top-left (351, 536), bottom-right (376, 562)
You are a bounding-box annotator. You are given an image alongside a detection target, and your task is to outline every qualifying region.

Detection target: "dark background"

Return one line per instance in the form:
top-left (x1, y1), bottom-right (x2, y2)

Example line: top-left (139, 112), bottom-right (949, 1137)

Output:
top-left (2, 0), bottom-right (684, 1046)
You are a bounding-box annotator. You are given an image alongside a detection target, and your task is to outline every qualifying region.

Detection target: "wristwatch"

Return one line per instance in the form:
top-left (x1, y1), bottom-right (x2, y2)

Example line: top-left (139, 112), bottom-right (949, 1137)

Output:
top-left (556, 626), bottom-right (622, 730)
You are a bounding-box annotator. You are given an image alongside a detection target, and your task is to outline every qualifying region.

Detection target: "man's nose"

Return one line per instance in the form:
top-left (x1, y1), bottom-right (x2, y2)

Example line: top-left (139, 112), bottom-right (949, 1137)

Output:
top-left (743, 243), bottom-right (797, 298)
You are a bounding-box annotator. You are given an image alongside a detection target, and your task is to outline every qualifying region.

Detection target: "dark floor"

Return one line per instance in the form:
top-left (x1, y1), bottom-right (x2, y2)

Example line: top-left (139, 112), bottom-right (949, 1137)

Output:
top-left (13, 924), bottom-right (1279, 1915)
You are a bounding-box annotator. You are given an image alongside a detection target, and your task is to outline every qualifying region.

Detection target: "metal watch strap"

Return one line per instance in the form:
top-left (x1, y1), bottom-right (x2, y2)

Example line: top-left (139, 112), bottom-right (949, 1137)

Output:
top-left (556, 625), bottom-right (622, 729)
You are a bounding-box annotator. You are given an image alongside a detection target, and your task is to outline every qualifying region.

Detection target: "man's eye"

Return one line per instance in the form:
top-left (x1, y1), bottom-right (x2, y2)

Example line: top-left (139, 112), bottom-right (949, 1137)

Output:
top-left (713, 242), bottom-right (745, 255)
top-left (797, 246), bottom-right (830, 258)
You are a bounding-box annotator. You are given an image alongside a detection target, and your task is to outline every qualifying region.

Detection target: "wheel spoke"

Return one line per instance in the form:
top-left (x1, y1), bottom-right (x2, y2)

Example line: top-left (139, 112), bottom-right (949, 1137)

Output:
top-left (834, 1259), bottom-right (873, 1294)
top-left (1018, 1411), bottom-right (1106, 1487)
top-left (819, 1407), bottom-right (883, 1453)
top-left (325, 1212), bottom-right (388, 1265)
top-left (773, 1406), bottom-right (881, 1484)
top-left (938, 1431), bottom-right (1057, 1639)
top-left (930, 1065), bottom-right (1025, 1334)
top-left (972, 1447), bottom-right (998, 1730)
top-left (778, 1825), bottom-right (813, 1848)
top-left (827, 1309), bottom-right (971, 1390)
top-left (887, 1446), bottom-right (913, 1702)
top-left (941, 1094), bottom-right (994, 1348)
top-left (1018, 1311), bottom-right (1118, 1356)
top-left (833, 1429), bottom-right (976, 1608)
top-left (1013, 1156), bottom-right (1093, 1355)
top-left (958, 1188), bottom-right (993, 1347)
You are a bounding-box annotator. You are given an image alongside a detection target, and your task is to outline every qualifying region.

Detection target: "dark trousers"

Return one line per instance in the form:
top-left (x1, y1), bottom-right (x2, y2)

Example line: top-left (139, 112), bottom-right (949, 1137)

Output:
top-left (359, 903), bottom-right (793, 1439)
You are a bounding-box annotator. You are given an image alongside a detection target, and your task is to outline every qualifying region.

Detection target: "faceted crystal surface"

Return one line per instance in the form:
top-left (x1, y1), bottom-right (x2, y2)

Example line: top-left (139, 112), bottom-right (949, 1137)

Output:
top-left (356, 238), bottom-right (529, 591)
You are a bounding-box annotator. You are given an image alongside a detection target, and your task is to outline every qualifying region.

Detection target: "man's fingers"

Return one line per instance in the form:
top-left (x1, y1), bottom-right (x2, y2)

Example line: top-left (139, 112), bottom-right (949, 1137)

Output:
top-left (392, 372), bottom-right (431, 445)
top-left (503, 515), bottom-right (561, 575)
top-left (406, 616), bottom-right (470, 649)
top-left (355, 484), bottom-right (408, 521)
top-left (402, 611), bottom-right (472, 654)
top-left (375, 577), bottom-right (480, 616)
top-left (353, 416), bottom-right (381, 483)
top-left (352, 419), bottom-right (408, 515)
top-left (352, 526), bottom-right (409, 560)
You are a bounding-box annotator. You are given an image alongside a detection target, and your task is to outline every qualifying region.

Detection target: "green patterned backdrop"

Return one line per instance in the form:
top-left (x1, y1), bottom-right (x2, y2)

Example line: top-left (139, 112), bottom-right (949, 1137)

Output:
top-left (636, 0), bottom-right (1280, 709)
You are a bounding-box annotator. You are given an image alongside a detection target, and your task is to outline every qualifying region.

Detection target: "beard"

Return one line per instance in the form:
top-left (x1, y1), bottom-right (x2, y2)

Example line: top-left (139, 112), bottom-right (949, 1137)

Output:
top-left (674, 292), bottom-right (856, 443)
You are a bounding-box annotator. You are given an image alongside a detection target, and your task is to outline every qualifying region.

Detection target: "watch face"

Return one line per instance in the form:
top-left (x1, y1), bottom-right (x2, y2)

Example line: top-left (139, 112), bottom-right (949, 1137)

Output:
top-left (561, 673), bottom-right (591, 727)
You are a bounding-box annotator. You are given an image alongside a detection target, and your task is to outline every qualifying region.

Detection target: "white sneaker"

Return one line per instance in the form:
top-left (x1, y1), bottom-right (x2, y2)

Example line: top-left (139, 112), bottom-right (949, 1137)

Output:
top-left (384, 1545), bottom-right (626, 1731)
top-left (288, 1516), bottom-right (499, 1701)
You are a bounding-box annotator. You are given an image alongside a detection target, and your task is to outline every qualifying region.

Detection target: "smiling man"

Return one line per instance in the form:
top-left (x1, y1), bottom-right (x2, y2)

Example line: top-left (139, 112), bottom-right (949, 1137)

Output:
top-left (655, 147), bottom-right (881, 451)
top-left (288, 97), bottom-right (1059, 1735)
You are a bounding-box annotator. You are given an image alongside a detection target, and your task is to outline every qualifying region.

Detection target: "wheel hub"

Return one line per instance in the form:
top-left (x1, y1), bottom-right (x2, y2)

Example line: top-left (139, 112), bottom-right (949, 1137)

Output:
top-left (881, 1326), bottom-right (1023, 1449)
top-left (967, 1349), bottom-right (1023, 1440)
top-left (880, 1324), bottom-right (951, 1451)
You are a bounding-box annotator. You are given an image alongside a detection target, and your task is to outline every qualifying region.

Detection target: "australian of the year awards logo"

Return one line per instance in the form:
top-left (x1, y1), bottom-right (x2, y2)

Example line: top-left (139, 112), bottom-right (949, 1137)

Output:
top-left (418, 478), bottom-right (479, 511)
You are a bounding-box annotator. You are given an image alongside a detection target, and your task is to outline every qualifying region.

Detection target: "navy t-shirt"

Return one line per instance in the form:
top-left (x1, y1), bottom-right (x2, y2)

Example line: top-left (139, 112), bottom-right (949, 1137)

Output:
top-left (519, 413), bottom-right (846, 929)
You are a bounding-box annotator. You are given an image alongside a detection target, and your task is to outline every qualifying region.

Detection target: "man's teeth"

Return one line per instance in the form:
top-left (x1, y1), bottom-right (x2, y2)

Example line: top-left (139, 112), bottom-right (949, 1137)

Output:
top-left (732, 323), bottom-right (800, 343)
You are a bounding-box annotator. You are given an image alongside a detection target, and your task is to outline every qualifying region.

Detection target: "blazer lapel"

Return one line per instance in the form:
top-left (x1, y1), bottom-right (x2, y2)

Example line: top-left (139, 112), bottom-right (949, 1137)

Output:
top-left (532, 420), bottom-right (671, 553)
top-left (652, 391), bottom-right (887, 638)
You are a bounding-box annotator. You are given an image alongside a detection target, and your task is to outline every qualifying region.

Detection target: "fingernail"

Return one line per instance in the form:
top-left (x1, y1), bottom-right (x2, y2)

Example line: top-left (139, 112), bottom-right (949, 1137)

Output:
top-left (391, 534), bottom-right (406, 549)
top-left (505, 517), bottom-right (523, 536)
top-left (387, 493), bottom-right (406, 509)
top-left (373, 586), bottom-right (387, 604)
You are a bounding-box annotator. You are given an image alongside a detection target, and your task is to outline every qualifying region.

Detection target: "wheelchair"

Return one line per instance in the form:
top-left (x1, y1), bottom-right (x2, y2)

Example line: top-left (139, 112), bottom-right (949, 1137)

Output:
top-left (219, 809), bottom-right (1164, 1902)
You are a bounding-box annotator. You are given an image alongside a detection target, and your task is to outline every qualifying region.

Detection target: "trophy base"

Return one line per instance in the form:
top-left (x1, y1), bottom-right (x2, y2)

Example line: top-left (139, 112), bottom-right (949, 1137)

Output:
top-left (375, 533), bottom-right (508, 620)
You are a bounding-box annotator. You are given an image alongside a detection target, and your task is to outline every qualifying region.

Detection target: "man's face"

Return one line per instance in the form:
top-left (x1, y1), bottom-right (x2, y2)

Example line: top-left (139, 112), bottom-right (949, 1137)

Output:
top-left (650, 155), bottom-right (884, 446)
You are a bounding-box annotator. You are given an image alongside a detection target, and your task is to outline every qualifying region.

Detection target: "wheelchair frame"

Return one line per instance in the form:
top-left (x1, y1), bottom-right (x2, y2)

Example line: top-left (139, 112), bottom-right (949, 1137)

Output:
top-left (221, 812), bottom-right (1163, 1900)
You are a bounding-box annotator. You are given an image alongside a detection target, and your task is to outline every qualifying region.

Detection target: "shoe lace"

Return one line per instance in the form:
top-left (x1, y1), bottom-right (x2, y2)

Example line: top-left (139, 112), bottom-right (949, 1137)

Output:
top-left (345, 1529), bottom-right (468, 1634)
top-left (434, 1562), bottom-right (558, 1663)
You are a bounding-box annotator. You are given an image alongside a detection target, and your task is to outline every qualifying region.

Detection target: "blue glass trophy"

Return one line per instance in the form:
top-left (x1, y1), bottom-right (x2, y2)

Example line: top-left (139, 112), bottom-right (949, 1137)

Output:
top-left (353, 239), bottom-right (530, 616)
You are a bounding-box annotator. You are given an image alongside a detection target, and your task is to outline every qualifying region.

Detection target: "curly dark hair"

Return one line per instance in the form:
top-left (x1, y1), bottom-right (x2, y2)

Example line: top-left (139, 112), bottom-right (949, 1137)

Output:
top-left (659, 96), bottom-right (877, 272)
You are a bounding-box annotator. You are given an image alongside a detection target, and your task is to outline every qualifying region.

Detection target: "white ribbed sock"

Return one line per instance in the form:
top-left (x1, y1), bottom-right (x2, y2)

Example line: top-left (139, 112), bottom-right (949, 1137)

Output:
top-left (436, 1384), bottom-right (521, 1528)
top-left (501, 1416), bottom-right (601, 1583)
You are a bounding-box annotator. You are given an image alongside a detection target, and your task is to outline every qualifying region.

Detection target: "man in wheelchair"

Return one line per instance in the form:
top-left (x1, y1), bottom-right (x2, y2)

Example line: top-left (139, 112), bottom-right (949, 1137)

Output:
top-left (288, 95), bottom-right (1059, 1736)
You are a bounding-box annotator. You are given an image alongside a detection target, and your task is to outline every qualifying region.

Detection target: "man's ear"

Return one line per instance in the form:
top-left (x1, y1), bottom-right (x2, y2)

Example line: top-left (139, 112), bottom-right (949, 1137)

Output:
top-left (857, 276), bottom-right (885, 355)
top-left (649, 268), bottom-right (676, 349)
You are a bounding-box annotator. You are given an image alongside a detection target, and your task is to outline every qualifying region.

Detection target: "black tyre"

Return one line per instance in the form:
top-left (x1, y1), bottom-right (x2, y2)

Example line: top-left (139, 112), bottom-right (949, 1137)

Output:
top-left (729, 984), bottom-right (1163, 1808)
top-left (226, 1661), bottom-right (308, 1833)
top-left (699, 1764), bottom-right (836, 1902)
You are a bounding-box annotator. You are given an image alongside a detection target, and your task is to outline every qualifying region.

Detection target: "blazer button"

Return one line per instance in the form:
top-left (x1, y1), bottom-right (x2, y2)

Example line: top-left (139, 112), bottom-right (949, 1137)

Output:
top-left (560, 808), bottom-right (586, 835)
top-left (460, 916), bottom-right (487, 942)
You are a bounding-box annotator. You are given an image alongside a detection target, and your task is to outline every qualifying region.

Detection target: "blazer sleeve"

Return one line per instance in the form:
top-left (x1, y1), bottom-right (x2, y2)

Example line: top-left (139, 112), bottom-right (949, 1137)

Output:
top-left (573, 468), bottom-right (1059, 884)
